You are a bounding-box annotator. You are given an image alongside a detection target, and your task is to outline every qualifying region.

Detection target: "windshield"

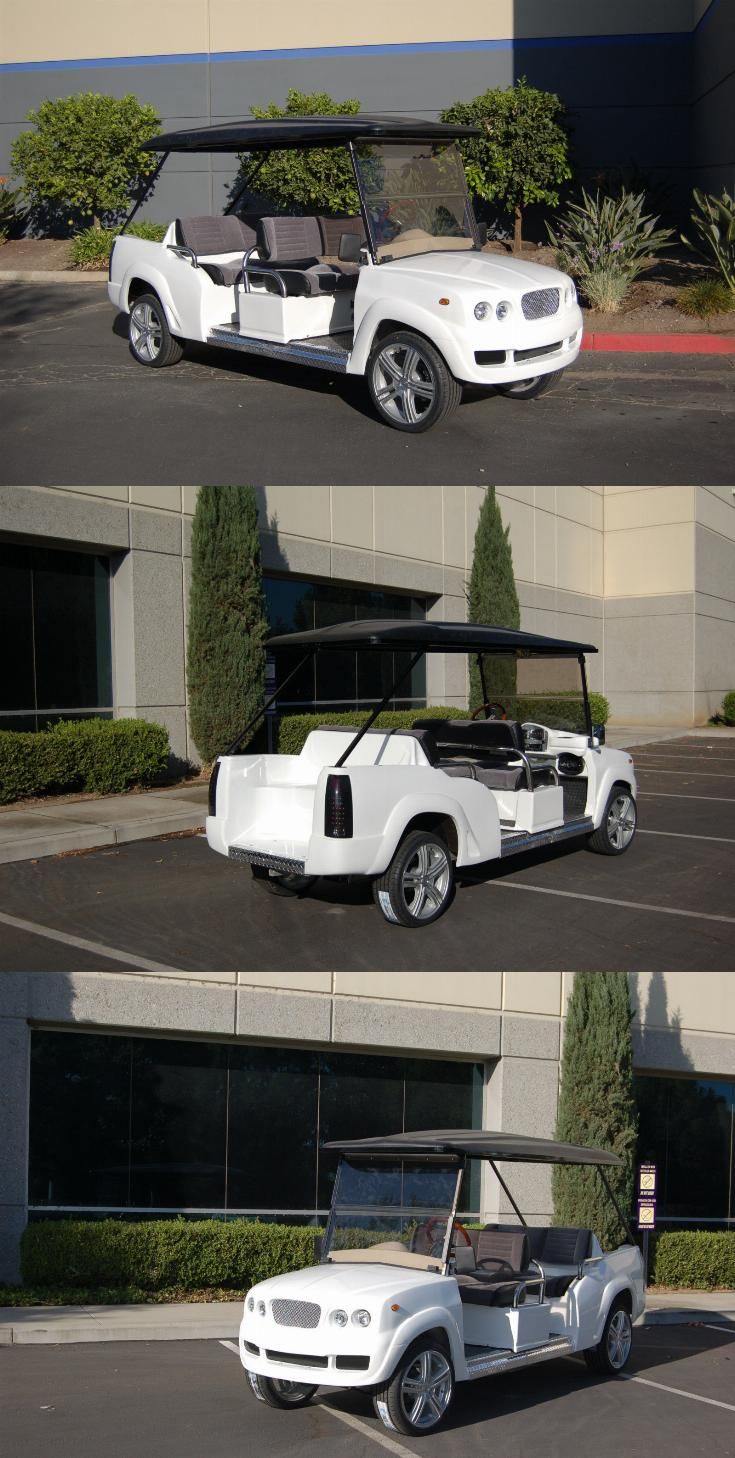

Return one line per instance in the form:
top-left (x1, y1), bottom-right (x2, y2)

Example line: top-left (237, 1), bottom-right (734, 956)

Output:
top-left (323, 1158), bottom-right (462, 1263)
top-left (354, 142), bottom-right (476, 262)
top-left (474, 653), bottom-right (591, 735)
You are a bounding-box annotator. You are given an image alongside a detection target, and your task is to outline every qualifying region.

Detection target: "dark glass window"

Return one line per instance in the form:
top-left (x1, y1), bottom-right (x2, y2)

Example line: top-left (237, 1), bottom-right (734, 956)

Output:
top-left (29, 1030), bottom-right (482, 1216)
top-left (0, 542), bottom-right (112, 731)
top-left (264, 575), bottom-right (427, 712)
top-left (635, 1074), bottom-right (735, 1226)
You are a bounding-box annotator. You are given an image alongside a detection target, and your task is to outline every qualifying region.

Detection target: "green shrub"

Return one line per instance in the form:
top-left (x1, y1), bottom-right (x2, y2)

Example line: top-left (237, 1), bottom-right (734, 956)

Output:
top-left (650, 1231), bottom-right (735, 1290)
top-left (11, 92), bottom-right (161, 229)
top-left (70, 220), bottom-right (167, 270)
top-left (236, 89), bottom-right (361, 215)
top-left (682, 189), bottom-right (735, 293)
top-left (0, 718), bottom-right (170, 804)
top-left (548, 189), bottom-right (674, 312)
top-left (721, 691), bottom-right (735, 725)
top-left (22, 1220), bottom-right (321, 1291)
top-left (678, 277), bottom-right (733, 319)
top-left (275, 694), bottom-right (609, 757)
top-left (0, 175), bottom-right (22, 242)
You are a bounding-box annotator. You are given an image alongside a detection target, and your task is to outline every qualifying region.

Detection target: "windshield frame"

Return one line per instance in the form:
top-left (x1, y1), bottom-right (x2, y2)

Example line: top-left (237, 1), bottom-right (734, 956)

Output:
top-left (322, 1155), bottom-right (466, 1271)
top-left (347, 139), bottom-right (481, 265)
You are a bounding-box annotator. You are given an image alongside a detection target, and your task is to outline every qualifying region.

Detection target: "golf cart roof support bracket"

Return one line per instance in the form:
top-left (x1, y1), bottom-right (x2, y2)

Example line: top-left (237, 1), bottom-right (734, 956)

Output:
top-left (334, 649), bottom-right (424, 768)
top-left (440, 1159), bottom-right (467, 1270)
top-left (224, 154), bottom-right (266, 216)
top-left (347, 139), bottom-right (378, 265)
top-left (488, 1160), bottom-right (528, 1227)
top-left (579, 652), bottom-right (594, 745)
top-left (224, 647), bottom-right (318, 756)
top-left (119, 151), bottom-right (169, 233)
top-left (597, 1167), bottom-right (636, 1247)
top-left (477, 654), bottom-right (489, 714)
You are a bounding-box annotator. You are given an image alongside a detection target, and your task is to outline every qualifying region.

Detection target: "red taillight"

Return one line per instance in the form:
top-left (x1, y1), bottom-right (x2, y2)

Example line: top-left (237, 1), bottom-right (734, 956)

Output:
top-left (324, 774), bottom-right (353, 838)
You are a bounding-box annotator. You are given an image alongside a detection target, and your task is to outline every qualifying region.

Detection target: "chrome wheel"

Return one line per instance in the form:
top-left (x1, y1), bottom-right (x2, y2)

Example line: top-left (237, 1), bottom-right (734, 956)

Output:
top-left (372, 342), bottom-right (436, 425)
top-left (399, 1349), bottom-right (453, 1431)
top-left (271, 1381), bottom-right (316, 1403)
top-left (607, 793), bottom-right (636, 850)
top-left (400, 841), bottom-right (451, 920)
top-left (606, 1309), bottom-right (632, 1370)
top-left (130, 300), bottom-right (163, 362)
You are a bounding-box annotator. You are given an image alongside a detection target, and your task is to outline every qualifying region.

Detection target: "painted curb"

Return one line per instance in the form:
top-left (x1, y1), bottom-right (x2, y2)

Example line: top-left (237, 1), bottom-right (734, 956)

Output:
top-left (0, 808), bottom-right (206, 865)
top-left (639, 1309), bottom-right (735, 1327)
top-left (582, 331), bottom-right (735, 355)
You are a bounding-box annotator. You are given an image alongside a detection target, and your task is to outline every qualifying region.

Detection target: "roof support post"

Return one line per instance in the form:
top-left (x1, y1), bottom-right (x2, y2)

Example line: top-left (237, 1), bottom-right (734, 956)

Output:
top-left (347, 140), bottom-right (377, 264)
top-left (597, 1167), bottom-right (636, 1246)
top-left (119, 152), bottom-right (169, 233)
top-left (477, 654), bottom-right (489, 716)
top-left (488, 1160), bottom-right (528, 1227)
top-left (224, 154), bottom-right (267, 215)
top-left (579, 653), bottom-right (594, 745)
top-left (335, 650), bottom-right (424, 768)
top-left (224, 647), bottom-right (317, 755)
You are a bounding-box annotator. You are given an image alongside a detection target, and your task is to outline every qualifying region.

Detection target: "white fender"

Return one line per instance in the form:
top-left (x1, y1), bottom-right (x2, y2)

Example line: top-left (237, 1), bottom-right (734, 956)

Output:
top-left (348, 298), bottom-right (461, 377)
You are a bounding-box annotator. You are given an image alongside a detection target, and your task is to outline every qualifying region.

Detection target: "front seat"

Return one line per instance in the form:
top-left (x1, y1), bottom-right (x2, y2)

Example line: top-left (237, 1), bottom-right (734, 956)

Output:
top-left (248, 217), bottom-right (358, 296)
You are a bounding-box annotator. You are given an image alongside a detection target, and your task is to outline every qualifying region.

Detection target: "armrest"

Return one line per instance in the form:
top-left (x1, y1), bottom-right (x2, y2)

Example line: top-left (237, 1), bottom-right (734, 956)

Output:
top-left (167, 244), bottom-right (198, 267)
top-left (241, 245), bottom-right (286, 297)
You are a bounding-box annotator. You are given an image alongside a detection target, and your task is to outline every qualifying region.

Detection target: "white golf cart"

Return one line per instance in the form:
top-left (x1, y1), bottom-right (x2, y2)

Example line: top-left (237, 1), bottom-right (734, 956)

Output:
top-left (108, 115), bottom-right (583, 431)
top-left (206, 619), bottom-right (637, 927)
top-left (241, 1129), bottom-right (644, 1437)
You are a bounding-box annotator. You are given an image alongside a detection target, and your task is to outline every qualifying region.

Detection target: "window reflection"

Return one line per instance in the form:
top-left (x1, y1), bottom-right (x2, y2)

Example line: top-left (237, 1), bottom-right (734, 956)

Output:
top-left (635, 1074), bottom-right (734, 1225)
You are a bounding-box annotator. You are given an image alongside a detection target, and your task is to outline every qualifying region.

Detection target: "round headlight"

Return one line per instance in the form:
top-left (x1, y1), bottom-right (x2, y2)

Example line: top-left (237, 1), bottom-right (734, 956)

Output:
top-left (474, 301), bottom-right (490, 320)
top-left (330, 1309), bottom-right (348, 1327)
top-left (247, 1296), bottom-right (254, 1312)
top-left (351, 1309), bottom-right (371, 1328)
top-left (496, 300), bottom-right (512, 320)
top-left (257, 1300), bottom-right (266, 1317)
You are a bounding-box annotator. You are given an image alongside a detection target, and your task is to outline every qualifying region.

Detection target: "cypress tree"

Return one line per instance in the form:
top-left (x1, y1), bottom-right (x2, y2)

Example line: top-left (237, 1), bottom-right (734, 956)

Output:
top-left (187, 486), bottom-right (268, 763)
top-left (467, 487), bottom-right (521, 710)
top-left (552, 972), bottom-right (638, 1250)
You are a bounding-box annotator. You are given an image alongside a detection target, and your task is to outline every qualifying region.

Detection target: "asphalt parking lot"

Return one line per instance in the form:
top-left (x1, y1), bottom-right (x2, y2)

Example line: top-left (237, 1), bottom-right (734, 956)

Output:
top-left (4, 1324), bottom-right (735, 1458)
top-left (1, 283), bottom-right (733, 485)
top-left (0, 736), bottom-right (732, 972)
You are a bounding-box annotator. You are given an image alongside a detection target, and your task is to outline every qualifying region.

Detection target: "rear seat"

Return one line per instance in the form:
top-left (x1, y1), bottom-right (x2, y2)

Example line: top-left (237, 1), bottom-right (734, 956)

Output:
top-left (454, 1229), bottom-right (536, 1307)
top-left (478, 1224), bottom-right (594, 1299)
top-left (248, 217), bottom-right (358, 297)
top-left (411, 719), bottom-right (557, 792)
top-left (175, 215), bottom-right (258, 286)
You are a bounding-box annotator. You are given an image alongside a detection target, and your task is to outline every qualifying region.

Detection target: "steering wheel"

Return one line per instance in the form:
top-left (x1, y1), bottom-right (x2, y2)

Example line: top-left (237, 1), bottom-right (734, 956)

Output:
top-left (425, 1216), bottom-right (471, 1257)
top-left (471, 701), bottom-right (507, 721)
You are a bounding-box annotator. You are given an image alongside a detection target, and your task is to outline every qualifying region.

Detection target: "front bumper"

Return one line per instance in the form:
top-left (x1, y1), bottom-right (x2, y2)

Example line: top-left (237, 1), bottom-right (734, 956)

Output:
top-left (239, 1313), bottom-right (399, 1389)
top-left (453, 322), bottom-right (583, 385)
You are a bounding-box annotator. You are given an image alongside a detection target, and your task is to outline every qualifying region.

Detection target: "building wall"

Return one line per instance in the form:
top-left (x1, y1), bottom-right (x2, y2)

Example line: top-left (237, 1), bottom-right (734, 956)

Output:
top-left (0, 1), bottom-right (708, 221)
top-left (2, 969), bottom-right (734, 1281)
top-left (691, 0), bottom-right (735, 197)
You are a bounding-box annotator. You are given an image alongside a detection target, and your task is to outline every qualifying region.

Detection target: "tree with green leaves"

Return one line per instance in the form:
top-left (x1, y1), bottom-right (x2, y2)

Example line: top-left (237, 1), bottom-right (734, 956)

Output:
top-left (238, 89), bottom-right (361, 214)
top-left (467, 488), bottom-right (520, 710)
top-left (553, 973), bottom-right (638, 1250)
top-left (187, 487), bottom-right (268, 764)
top-left (441, 76), bottom-right (571, 252)
top-left (11, 92), bottom-right (160, 230)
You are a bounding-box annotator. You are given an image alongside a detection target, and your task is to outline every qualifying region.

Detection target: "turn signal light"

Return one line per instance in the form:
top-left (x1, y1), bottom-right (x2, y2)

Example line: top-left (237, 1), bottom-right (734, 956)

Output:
top-left (325, 774), bottom-right (353, 838)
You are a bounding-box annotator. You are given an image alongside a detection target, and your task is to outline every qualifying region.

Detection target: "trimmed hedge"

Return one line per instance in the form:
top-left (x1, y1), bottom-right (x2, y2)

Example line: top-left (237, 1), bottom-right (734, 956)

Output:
top-left (722, 691), bottom-right (735, 725)
top-left (22, 1220), bottom-right (321, 1291)
top-left (0, 718), bottom-right (170, 804)
top-left (276, 693), bottom-right (609, 757)
top-left (650, 1231), bottom-right (735, 1291)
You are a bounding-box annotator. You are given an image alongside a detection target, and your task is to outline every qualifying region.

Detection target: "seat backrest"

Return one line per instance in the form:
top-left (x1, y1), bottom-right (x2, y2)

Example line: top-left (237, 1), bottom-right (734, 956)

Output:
top-left (318, 214), bottom-right (366, 255)
top-left (413, 719), bottom-right (524, 755)
top-left (177, 215), bottom-right (250, 256)
top-left (476, 1228), bottom-right (529, 1274)
top-left (258, 216), bottom-right (322, 262)
top-left (541, 1227), bottom-right (593, 1265)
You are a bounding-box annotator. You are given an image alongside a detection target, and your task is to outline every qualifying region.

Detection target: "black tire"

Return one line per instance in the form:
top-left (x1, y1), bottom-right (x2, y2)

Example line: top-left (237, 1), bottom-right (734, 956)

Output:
top-left (128, 291), bottom-right (184, 367)
top-left (247, 1371), bottom-right (318, 1409)
top-left (586, 785), bottom-right (637, 856)
top-left (250, 865), bottom-right (316, 897)
top-left (367, 330), bottom-right (461, 432)
top-left (373, 1338), bottom-right (454, 1436)
top-left (372, 830), bottom-right (454, 927)
top-left (583, 1299), bottom-right (633, 1375)
top-left (495, 369), bottom-right (563, 400)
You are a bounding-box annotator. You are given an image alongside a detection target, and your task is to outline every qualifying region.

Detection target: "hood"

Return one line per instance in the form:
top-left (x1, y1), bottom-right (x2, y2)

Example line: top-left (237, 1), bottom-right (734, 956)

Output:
top-left (251, 1260), bottom-right (444, 1307)
top-left (382, 250), bottom-right (570, 294)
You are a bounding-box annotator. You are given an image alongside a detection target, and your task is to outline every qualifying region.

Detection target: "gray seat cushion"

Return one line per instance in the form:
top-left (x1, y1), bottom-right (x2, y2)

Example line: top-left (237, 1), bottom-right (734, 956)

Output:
top-left (252, 216), bottom-right (359, 296)
top-left (318, 214), bottom-right (366, 255)
top-left (176, 215), bottom-right (258, 287)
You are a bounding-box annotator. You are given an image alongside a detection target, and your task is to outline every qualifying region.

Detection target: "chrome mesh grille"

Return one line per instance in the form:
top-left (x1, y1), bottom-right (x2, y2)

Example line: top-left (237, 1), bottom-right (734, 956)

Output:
top-left (521, 287), bottom-right (560, 320)
top-left (562, 778), bottom-right (588, 821)
top-left (271, 1299), bottom-right (321, 1328)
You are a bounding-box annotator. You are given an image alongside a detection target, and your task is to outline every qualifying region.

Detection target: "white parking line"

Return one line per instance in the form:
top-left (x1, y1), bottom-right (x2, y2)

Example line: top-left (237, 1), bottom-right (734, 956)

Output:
top-left (488, 882), bottom-right (735, 925)
top-left (622, 1372), bottom-right (735, 1413)
top-left (218, 1339), bottom-right (416, 1458)
top-left (634, 754), bottom-right (735, 762)
top-left (638, 791), bottom-right (735, 803)
top-left (703, 1324), bottom-right (735, 1334)
top-left (636, 768), bottom-right (735, 778)
top-left (637, 829), bottom-right (735, 845)
top-left (0, 908), bottom-right (186, 974)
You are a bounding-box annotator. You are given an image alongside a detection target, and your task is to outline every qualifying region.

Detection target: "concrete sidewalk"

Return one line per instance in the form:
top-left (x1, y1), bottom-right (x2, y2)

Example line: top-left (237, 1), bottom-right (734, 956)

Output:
top-left (0, 783), bottom-right (208, 865)
top-left (0, 1291), bottom-right (733, 1346)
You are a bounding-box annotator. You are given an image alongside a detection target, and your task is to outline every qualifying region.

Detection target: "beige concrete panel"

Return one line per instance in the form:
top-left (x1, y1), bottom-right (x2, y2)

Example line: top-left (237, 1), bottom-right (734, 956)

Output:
top-left (334, 972), bottom-right (503, 1010)
top-left (557, 518), bottom-right (603, 597)
top-left (633, 972), bottom-right (735, 1040)
top-left (694, 612), bottom-right (735, 692)
top-left (496, 494), bottom-right (534, 583)
top-left (696, 488), bottom-right (735, 543)
top-left (236, 986), bottom-right (332, 1043)
top-left (0, 484), bottom-right (129, 548)
top-left (237, 972), bottom-right (332, 993)
top-left (374, 487), bottom-right (444, 563)
top-left (497, 487), bottom-right (535, 507)
top-left (182, 488), bottom-right (199, 517)
top-left (604, 486), bottom-right (694, 533)
top-left (374, 555), bottom-right (444, 594)
top-left (695, 524), bottom-right (735, 605)
top-left (40, 485), bottom-right (130, 501)
top-left (329, 545), bottom-right (375, 585)
top-left (533, 510), bottom-right (557, 588)
top-left (606, 691), bottom-right (695, 726)
top-left (693, 689), bottom-right (730, 723)
top-left (605, 609), bottom-right (694, 691)
top-left (331, 488), bottom-right (374, 550)
top-left (554, 486), bottom-right (603, 530)
top-left (262, 486), bottom-right (331, 541)
top-left (209, 0), bottom-right (518, 54)
top-left (1, 0), bottom-right (208, 63)
top-left (503, 973), bottom-right (562, 1017)
top-left (333, 997), bottom-right (501, 1057)
top-left (130, 487), bottom-right (183, 513)
top-left (262, 533), bottom-right (331, 578)
top-left (604, 522), bottom-right (695, 597)
top-left (464, 486), bottom-right (487, 565)
top-left (442, 488), bottom-right (468, 570)
top-left (604, 593), bottom-right (693, 619)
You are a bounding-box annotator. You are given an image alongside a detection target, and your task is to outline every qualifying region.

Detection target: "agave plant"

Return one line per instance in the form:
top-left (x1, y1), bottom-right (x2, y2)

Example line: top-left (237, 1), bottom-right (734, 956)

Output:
top-left (547, 189), bottom-right (674, 312)
top-left (682, 189), bottom-right (735, 293)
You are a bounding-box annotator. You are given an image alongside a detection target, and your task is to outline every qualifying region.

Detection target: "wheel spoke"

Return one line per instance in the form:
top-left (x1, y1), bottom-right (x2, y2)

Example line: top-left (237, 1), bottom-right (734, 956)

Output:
top-left (380, 349), bottom-right (404, 383)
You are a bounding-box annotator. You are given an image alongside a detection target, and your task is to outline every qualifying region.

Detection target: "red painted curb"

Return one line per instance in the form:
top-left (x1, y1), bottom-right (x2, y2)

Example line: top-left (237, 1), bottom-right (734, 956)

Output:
top-left (582, 331), bottom-right (735, 355)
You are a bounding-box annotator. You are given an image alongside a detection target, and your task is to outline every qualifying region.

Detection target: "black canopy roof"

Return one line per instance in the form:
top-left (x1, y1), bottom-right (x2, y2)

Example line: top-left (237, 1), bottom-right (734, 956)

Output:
top-left (267, 619), bottom-right (597, 657)
top-left (322, 1129), bottom-right (622, 1167)
top-left (144, 115), bottom-right (481, 155)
